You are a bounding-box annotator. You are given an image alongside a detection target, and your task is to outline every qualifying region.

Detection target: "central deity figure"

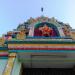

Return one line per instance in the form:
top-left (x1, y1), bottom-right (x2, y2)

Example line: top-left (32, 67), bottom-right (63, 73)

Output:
top-left (39, 24), bottom-right (53, 37)
top-left (34, 24), bottom-right (57, 37)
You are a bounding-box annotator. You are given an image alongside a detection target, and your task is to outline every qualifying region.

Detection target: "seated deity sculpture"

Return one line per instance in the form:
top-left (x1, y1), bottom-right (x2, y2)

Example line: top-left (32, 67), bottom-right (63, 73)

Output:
top-left (34, 24), bottom-right (57, 37)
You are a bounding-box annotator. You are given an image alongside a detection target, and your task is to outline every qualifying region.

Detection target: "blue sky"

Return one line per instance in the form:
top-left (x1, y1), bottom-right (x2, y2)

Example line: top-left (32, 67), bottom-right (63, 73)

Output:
top-left (0, 0), bottom-right (75, 36)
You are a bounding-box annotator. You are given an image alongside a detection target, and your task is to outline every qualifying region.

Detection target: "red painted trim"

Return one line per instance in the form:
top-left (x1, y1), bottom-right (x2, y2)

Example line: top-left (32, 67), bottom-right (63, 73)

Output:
top-left (0, 54), bottom-right (8, 56)
top-left (9, 48), bottom-right (75, 50)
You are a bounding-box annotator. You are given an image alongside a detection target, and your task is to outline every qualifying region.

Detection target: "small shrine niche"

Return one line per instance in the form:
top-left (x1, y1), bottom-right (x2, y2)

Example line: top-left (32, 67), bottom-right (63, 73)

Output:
top-left (34, 22), bottom-right (60, 37)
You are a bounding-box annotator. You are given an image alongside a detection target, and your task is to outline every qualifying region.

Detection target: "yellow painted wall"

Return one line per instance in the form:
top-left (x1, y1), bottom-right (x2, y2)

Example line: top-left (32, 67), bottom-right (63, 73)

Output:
top-left (8, 44), bottom-right (75, 47)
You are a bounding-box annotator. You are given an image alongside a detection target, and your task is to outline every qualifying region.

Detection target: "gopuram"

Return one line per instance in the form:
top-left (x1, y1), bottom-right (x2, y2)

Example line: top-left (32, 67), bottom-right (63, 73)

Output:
top-left (0, 16), bottom-right (75, 75)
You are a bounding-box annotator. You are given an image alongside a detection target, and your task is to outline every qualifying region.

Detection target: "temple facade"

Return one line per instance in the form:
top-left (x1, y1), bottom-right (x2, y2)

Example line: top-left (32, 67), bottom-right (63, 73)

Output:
top-left (0, 16), bottom-right (75, 75)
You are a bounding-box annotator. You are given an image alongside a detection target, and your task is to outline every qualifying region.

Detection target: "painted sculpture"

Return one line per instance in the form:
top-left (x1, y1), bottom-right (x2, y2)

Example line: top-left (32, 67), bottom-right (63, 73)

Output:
top-left (1, 16), bottom-right (75, 75)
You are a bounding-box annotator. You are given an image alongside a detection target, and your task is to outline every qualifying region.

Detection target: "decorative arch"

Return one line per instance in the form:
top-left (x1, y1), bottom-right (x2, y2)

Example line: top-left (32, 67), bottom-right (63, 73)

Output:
top-left (34, 22), bottom-right (60, 37)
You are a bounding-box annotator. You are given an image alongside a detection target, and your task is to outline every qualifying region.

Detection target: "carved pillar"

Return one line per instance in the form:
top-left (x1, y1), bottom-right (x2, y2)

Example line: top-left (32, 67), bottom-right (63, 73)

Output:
top-left (3, 53), bottom-right (16, 75)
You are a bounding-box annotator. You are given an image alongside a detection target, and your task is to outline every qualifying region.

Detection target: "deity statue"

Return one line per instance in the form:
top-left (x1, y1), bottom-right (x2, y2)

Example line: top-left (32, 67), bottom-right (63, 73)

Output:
top-left (34, 23), bottom-right (57, 37)
top-left (39, 24), bottom-right (53, 37)
top-left (16, 30), bottom-right (26, 40)
top-left (62, 25), bottom-right (71, 36)
top-left (0, 37), bottom-right (5, 46)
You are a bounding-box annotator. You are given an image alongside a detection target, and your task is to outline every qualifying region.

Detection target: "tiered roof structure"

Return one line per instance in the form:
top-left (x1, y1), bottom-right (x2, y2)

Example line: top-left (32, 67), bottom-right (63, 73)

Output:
top-left (0, 16), bottom-right (75, 58)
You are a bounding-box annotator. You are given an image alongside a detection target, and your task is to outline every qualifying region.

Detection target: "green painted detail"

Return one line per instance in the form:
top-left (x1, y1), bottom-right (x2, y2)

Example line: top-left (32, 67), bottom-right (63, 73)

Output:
top-left (19, 59), bottom-right (75, 62)
top-left (0, 47), bottom-right (8, 50)
top-left (0, 57), bottom-right (8, 59)
top-left (20, 60), bottom-right (75, 62)
top-left (5, 40), bottom-right (75, 44)
top-left (9, 50), bottom-right (75, 53)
